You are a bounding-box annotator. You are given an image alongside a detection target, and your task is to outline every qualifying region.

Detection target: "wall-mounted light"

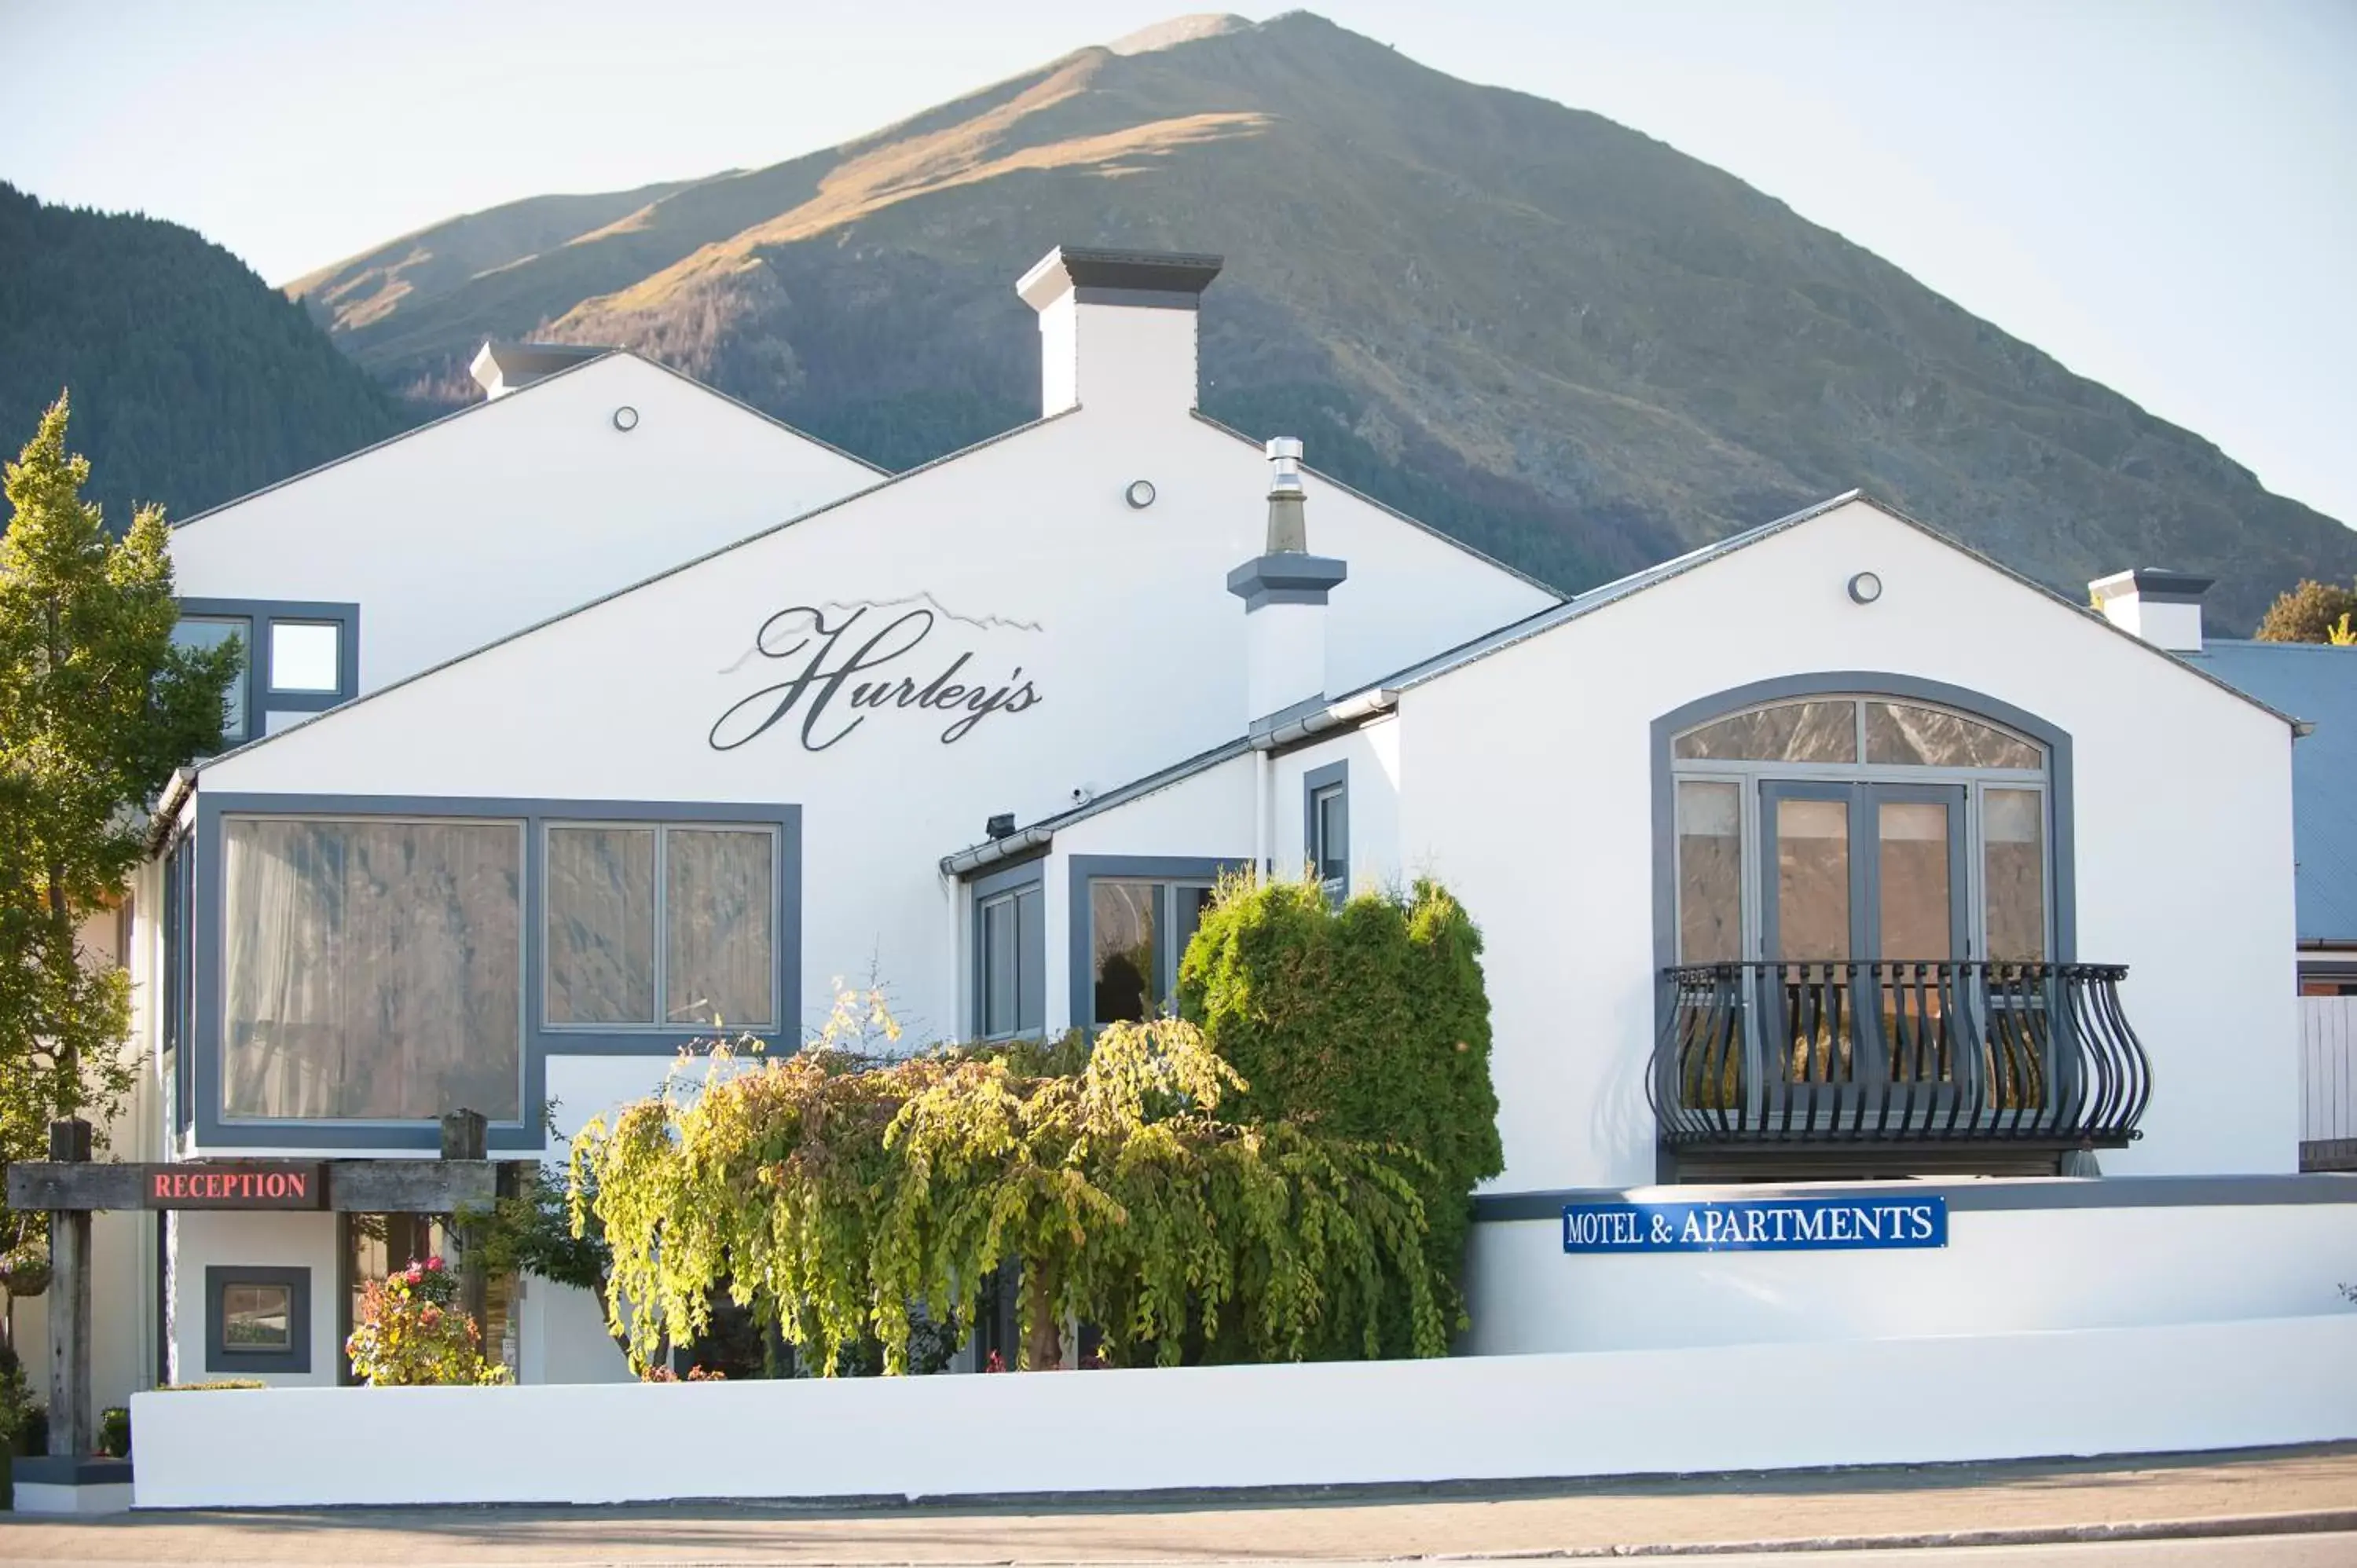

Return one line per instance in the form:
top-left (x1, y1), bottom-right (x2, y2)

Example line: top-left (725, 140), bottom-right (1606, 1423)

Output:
top-left (1124, 479), bottom-right (1157, 509)
top-left (1846, 570), bottom-right (1883, 605)
top-left (613, 406), bottom-right (640, 432)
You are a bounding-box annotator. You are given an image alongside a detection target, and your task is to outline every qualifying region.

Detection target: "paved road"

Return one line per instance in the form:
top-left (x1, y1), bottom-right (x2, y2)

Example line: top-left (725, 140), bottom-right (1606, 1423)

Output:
top-left (2, 1445), bottom-right (2351, 1566)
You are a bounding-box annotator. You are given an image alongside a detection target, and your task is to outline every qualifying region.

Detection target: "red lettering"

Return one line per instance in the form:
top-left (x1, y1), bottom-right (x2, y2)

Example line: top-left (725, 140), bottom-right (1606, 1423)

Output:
top-left (289, 1172), bottom-right (307, 1200)
top-left (266, 1174), bottom-right (286, 1199)
top-left (171, 1173), bottom-right (191, 1198)
top-left (151, 1173), bottom-right (170, 1200)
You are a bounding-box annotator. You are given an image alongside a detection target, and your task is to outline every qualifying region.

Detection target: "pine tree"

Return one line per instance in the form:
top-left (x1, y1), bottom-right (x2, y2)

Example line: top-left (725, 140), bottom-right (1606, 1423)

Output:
top-left (0, 394), bottom-right (236, 1251)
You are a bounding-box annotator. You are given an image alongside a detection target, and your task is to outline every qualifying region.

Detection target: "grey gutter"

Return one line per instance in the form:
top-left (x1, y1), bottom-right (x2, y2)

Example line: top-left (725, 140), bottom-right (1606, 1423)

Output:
top-left (937, 690), bottom-right (1403, 880)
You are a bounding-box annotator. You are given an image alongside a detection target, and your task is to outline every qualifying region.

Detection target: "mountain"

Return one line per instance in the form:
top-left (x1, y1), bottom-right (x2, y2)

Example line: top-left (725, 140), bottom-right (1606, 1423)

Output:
top-left (288, 12), bottom-right (2356, 630)
top-left (0, 183), bottom-right (408, 529)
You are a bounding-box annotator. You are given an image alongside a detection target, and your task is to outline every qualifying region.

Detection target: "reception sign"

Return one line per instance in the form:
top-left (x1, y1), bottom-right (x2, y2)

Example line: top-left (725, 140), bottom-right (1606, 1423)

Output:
top-left (1562, 1195), bottom-right (1948, 1254)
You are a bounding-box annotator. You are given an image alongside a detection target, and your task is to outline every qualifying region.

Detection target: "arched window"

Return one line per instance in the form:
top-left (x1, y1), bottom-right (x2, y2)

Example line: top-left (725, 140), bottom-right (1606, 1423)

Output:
top-left (1664, 688), bottom-right (2063, 968)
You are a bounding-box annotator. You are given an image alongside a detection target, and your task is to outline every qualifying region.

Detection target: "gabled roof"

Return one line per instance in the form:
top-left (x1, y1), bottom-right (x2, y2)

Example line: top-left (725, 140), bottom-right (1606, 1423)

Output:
top-left (170, 346), bottom-right (882, 531)
top-left (937, 490), bottom-right (2308, 871)
top-left (2190, 639), bottom-right (2357, 943)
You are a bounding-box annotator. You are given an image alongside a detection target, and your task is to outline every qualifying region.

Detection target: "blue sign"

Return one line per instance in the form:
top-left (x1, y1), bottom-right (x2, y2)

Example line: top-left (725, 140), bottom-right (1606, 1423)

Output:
top-left (1562, 1196), bottom-right (1947, 1254)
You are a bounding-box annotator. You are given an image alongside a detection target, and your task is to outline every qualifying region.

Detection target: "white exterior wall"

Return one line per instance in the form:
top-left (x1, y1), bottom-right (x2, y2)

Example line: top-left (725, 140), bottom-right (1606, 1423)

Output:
top-left (164, 1210), bottom-right (340, 1387)
top-left (168, 354), bottom-right (882, 692)
top-left (190, 403), bottom-right (1551, 1138)
top-left (1465, 1188), bottom-right (2357, 1355)
top-left (1392, 500), bottom-right (2300, 1190)
top-left (1269, 719), bottom-right (1405, 894)
top-left (130, 1310), bottom-right (2357, 1508)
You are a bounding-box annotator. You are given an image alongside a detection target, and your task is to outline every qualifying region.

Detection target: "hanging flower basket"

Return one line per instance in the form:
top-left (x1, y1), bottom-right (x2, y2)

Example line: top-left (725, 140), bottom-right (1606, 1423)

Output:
top-left (0, 1249), bottom-right (53, 1299)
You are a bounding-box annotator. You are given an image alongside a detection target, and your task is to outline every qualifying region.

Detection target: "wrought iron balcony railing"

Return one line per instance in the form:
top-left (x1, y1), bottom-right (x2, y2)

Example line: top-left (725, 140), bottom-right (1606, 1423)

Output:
top-left (1649, 961), bottom-right (2151, 1152)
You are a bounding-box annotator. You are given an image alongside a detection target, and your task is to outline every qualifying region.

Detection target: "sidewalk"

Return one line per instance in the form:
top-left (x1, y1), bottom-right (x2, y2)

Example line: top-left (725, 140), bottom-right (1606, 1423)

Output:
top-left (2, 1443), bottom-right (2352, 1565)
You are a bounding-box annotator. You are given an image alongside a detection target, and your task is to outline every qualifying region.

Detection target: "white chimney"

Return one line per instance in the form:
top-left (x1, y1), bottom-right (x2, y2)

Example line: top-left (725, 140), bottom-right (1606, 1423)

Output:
top-left (469, 340), bottom-right (607, 400)
top-left (2088, 568), bottom-right (2214, 654)
top-left (1014, 247), bottom-right (1222, 418)
top-left (1227, 438), bottom-right (1347, 726)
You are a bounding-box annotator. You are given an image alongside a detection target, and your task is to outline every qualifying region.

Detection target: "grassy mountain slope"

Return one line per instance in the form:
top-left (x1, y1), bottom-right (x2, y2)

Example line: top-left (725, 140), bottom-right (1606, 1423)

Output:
top-left (2, 182), bottom-right (407, 528)
top-left (288, 12), bottom-right (2355, 628)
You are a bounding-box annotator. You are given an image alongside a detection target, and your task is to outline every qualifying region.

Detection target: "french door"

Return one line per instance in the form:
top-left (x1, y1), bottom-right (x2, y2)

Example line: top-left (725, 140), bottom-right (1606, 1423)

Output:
top-left (1758, 782), bottom-right (1970, 1112)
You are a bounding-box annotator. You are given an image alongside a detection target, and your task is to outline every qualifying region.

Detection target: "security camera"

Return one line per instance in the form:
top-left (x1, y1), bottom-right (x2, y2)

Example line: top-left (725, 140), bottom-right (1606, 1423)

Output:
top-left (1071, 784), bottom-right (1096, 806)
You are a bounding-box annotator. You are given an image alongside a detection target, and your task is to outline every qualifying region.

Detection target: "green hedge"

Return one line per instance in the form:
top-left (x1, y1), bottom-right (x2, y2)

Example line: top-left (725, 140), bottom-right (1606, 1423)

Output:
top-left (1179, 874), bottom-right (1501, 1357)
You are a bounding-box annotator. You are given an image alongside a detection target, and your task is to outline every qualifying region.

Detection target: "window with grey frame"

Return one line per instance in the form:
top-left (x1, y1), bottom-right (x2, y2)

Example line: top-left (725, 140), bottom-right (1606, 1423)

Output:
top-left (1087, 879), bottom-right (1217, 1027)
top-left (544, 822), bottom-right (779, 1031)
top-left (1304, 761), bottom-right (1348, 906)
top-left (1669, 695), bottom-right (2054, 965)
top-left (206, 1264), bottom-right (310, 1374)
top-left (974, 878), bottom-right (1045, 1040)
top-left (174, 599), bottom-right (359, 746)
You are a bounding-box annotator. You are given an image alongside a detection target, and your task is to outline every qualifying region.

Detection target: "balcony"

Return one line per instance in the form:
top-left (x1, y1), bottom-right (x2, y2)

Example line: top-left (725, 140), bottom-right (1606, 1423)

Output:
top-left (1649, 961), bottom-right (2152, 1179)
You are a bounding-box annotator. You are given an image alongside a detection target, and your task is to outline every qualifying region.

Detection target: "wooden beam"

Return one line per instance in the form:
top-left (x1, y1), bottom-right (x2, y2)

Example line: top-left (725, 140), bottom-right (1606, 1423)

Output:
top-left (328, 1161), bottom-right (497, 1214)
top-left (46, 1120), bottom-right (93, 1461)
top-left (5, 1160), bottom-right (498, 1214)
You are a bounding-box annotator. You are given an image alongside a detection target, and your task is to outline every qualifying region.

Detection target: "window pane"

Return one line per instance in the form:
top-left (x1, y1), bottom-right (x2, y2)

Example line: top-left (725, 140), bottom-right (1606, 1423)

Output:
top-left (1773, 797), bottom-right (1851, 961)
top-left (1676, 781), bottom-right (1743, 962)
top-left (172, 617), bottom-right (248, 741)
top-left (222, 1283), bottom-right (292, 1349)
top-left (665, 828), bottom-right (775, 1028)
top-left (1091, 881), bottom-right (1159, 1024)
top-left (1674, 701), bottom-right (1857, 763)
top-left (1877, 800), bottom-right (1954, 959)
top-left (1016, 888), bottom-right (1044, 1034)
top-left (547, 826), bottom-right (656, 1024)
top-left (222, 818), bottom-right (522, 1121)
top-left (1314, 787), bottom-right (1347, 885)
top-left (981, 893), bottom-right (1018, 1037)
top-left (268, 621), bottom-right (342, 694)
top-left (1864, 702), bottom-right (2040, 769)
top-left (1172, 884), bottom-right (1215, 984)
top-left (1984, 788), bottom-right (2047, 961)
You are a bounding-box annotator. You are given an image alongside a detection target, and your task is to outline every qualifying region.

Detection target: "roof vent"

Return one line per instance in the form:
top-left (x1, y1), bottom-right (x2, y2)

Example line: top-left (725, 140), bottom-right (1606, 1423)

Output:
top-left (469, 341), bottom-right (608, 401)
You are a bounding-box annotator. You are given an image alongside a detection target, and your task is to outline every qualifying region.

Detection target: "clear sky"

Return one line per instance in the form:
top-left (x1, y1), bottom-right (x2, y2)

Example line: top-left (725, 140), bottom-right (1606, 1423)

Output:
top-left (4, 1), bottom-right (2353, 530)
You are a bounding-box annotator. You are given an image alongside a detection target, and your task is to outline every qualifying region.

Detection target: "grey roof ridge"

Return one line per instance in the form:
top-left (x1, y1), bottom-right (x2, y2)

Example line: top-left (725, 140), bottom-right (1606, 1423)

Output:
top-left (170, 346), bottom-right (881, 532)
top-left (1343, 489), bottom-right (2311, 735)
top-left (939, 734), bottom-right (1256, 876)
top-left (1186, 408), bottom-right (1568, 603)
top-left (177, 405), bottom-right (1083, 782)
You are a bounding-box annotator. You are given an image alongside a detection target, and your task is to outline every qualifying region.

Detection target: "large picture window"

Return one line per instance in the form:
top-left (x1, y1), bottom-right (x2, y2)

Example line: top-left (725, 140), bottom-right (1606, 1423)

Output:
top-left (197, 797), bottom-right (799, 1143)
top-left (545, 823), bottom-right (778, 1029)
top-left (1068, 857), bottom-right (1237, 1031)
top-left (1668, 693), bottom-right (2058, 965)
top-left (222, 816), bottom-right (525, 1122)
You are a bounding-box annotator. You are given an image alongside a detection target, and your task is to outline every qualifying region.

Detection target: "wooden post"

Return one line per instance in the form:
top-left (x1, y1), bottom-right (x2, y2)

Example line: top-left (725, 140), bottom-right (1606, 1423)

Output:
top-left (441, 1110), bottom-right (489, 1350)
top-left (46, 1119), bottom-right (93, 1460)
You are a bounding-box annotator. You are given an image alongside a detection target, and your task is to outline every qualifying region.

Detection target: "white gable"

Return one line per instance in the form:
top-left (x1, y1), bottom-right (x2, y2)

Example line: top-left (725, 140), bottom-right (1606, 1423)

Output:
top-left (169, 353), bottom-right (881, 691)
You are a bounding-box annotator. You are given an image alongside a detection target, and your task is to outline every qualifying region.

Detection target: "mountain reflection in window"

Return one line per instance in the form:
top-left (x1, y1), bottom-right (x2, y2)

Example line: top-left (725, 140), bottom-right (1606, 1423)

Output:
top-left (1673, 701), bottom-right (1857, 763)
top-left (1091, 881), bottom-right (1158, 1025)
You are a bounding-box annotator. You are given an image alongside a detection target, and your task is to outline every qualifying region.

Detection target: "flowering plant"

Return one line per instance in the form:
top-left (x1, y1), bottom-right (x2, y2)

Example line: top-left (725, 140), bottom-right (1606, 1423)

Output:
top-left (344, 1255), bottom-right (511, 1387)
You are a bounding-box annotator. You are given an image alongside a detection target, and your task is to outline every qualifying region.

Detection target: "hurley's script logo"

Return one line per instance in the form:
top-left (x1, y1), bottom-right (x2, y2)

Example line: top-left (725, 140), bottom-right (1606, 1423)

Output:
top-left (709, 603), bottom-right (1042, 753)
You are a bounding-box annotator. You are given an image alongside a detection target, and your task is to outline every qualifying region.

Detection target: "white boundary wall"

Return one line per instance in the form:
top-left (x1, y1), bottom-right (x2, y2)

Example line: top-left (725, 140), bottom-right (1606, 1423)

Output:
top-left (133, 1314), bottom-right (2357, 1509)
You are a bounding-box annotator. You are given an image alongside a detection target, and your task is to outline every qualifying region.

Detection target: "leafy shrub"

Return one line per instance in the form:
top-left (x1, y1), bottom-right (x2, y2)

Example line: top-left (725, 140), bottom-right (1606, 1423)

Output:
top-left (155, 1380), bottom-right (266, 1391)
top-left (97, 1406), bottom-right (129, 1460)
top-left (1178, 874), bottom-right (1502, 1357)
top-left (344, 1255), bottom-right (511, 1387)
top-left (572, 1013), bottom-right (1444, 1376)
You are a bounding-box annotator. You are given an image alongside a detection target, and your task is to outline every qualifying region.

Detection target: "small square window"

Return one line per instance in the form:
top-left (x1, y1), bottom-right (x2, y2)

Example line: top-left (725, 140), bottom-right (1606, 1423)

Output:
top-left (206, 1265), bottom-right (311, 1374)
top-left (268, 621), bottom-right (343, 694)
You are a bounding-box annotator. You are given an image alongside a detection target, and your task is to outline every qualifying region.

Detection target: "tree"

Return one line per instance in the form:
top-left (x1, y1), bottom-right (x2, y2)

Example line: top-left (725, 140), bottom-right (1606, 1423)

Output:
top-left (1178, 875), bottom-right (1502, 1358)
top-left (2255, 578), bottom-right (2357, 643)
top-left (0, 394), bottom-right (237, 1208)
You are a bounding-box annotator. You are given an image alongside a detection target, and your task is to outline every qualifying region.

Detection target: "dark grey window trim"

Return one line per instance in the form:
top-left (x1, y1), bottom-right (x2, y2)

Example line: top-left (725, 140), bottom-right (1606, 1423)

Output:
top-left (189, 791), bottom-right (801, 1153)
top-left (204, 1264), bottom-right (311, 1374)
top-left (972, 856), bottom-right (1047, 1040)
top-left (178, 598), bottom-right (361, 738)
top-left (1303, 760), bottom-right (1348, 904)
top-left (1650, 672), bottom-right (2077, 979)
top-left (1068, 854), bottom-right (1249, 1031)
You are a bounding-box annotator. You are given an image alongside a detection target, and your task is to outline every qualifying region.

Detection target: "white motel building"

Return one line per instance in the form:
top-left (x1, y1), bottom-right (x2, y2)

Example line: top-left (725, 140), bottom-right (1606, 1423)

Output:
top-left (31, 249), bottom-right (2357, 1451)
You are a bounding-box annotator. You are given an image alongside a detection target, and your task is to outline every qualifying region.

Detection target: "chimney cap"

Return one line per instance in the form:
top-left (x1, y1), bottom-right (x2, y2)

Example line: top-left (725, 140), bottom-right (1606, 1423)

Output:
top-left (2088, 568), bottom-right (2215, 605)
top-left (1017, 246), bottom-right (1224, 311)
top-left (470, 340), bottom-right (609, 398)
